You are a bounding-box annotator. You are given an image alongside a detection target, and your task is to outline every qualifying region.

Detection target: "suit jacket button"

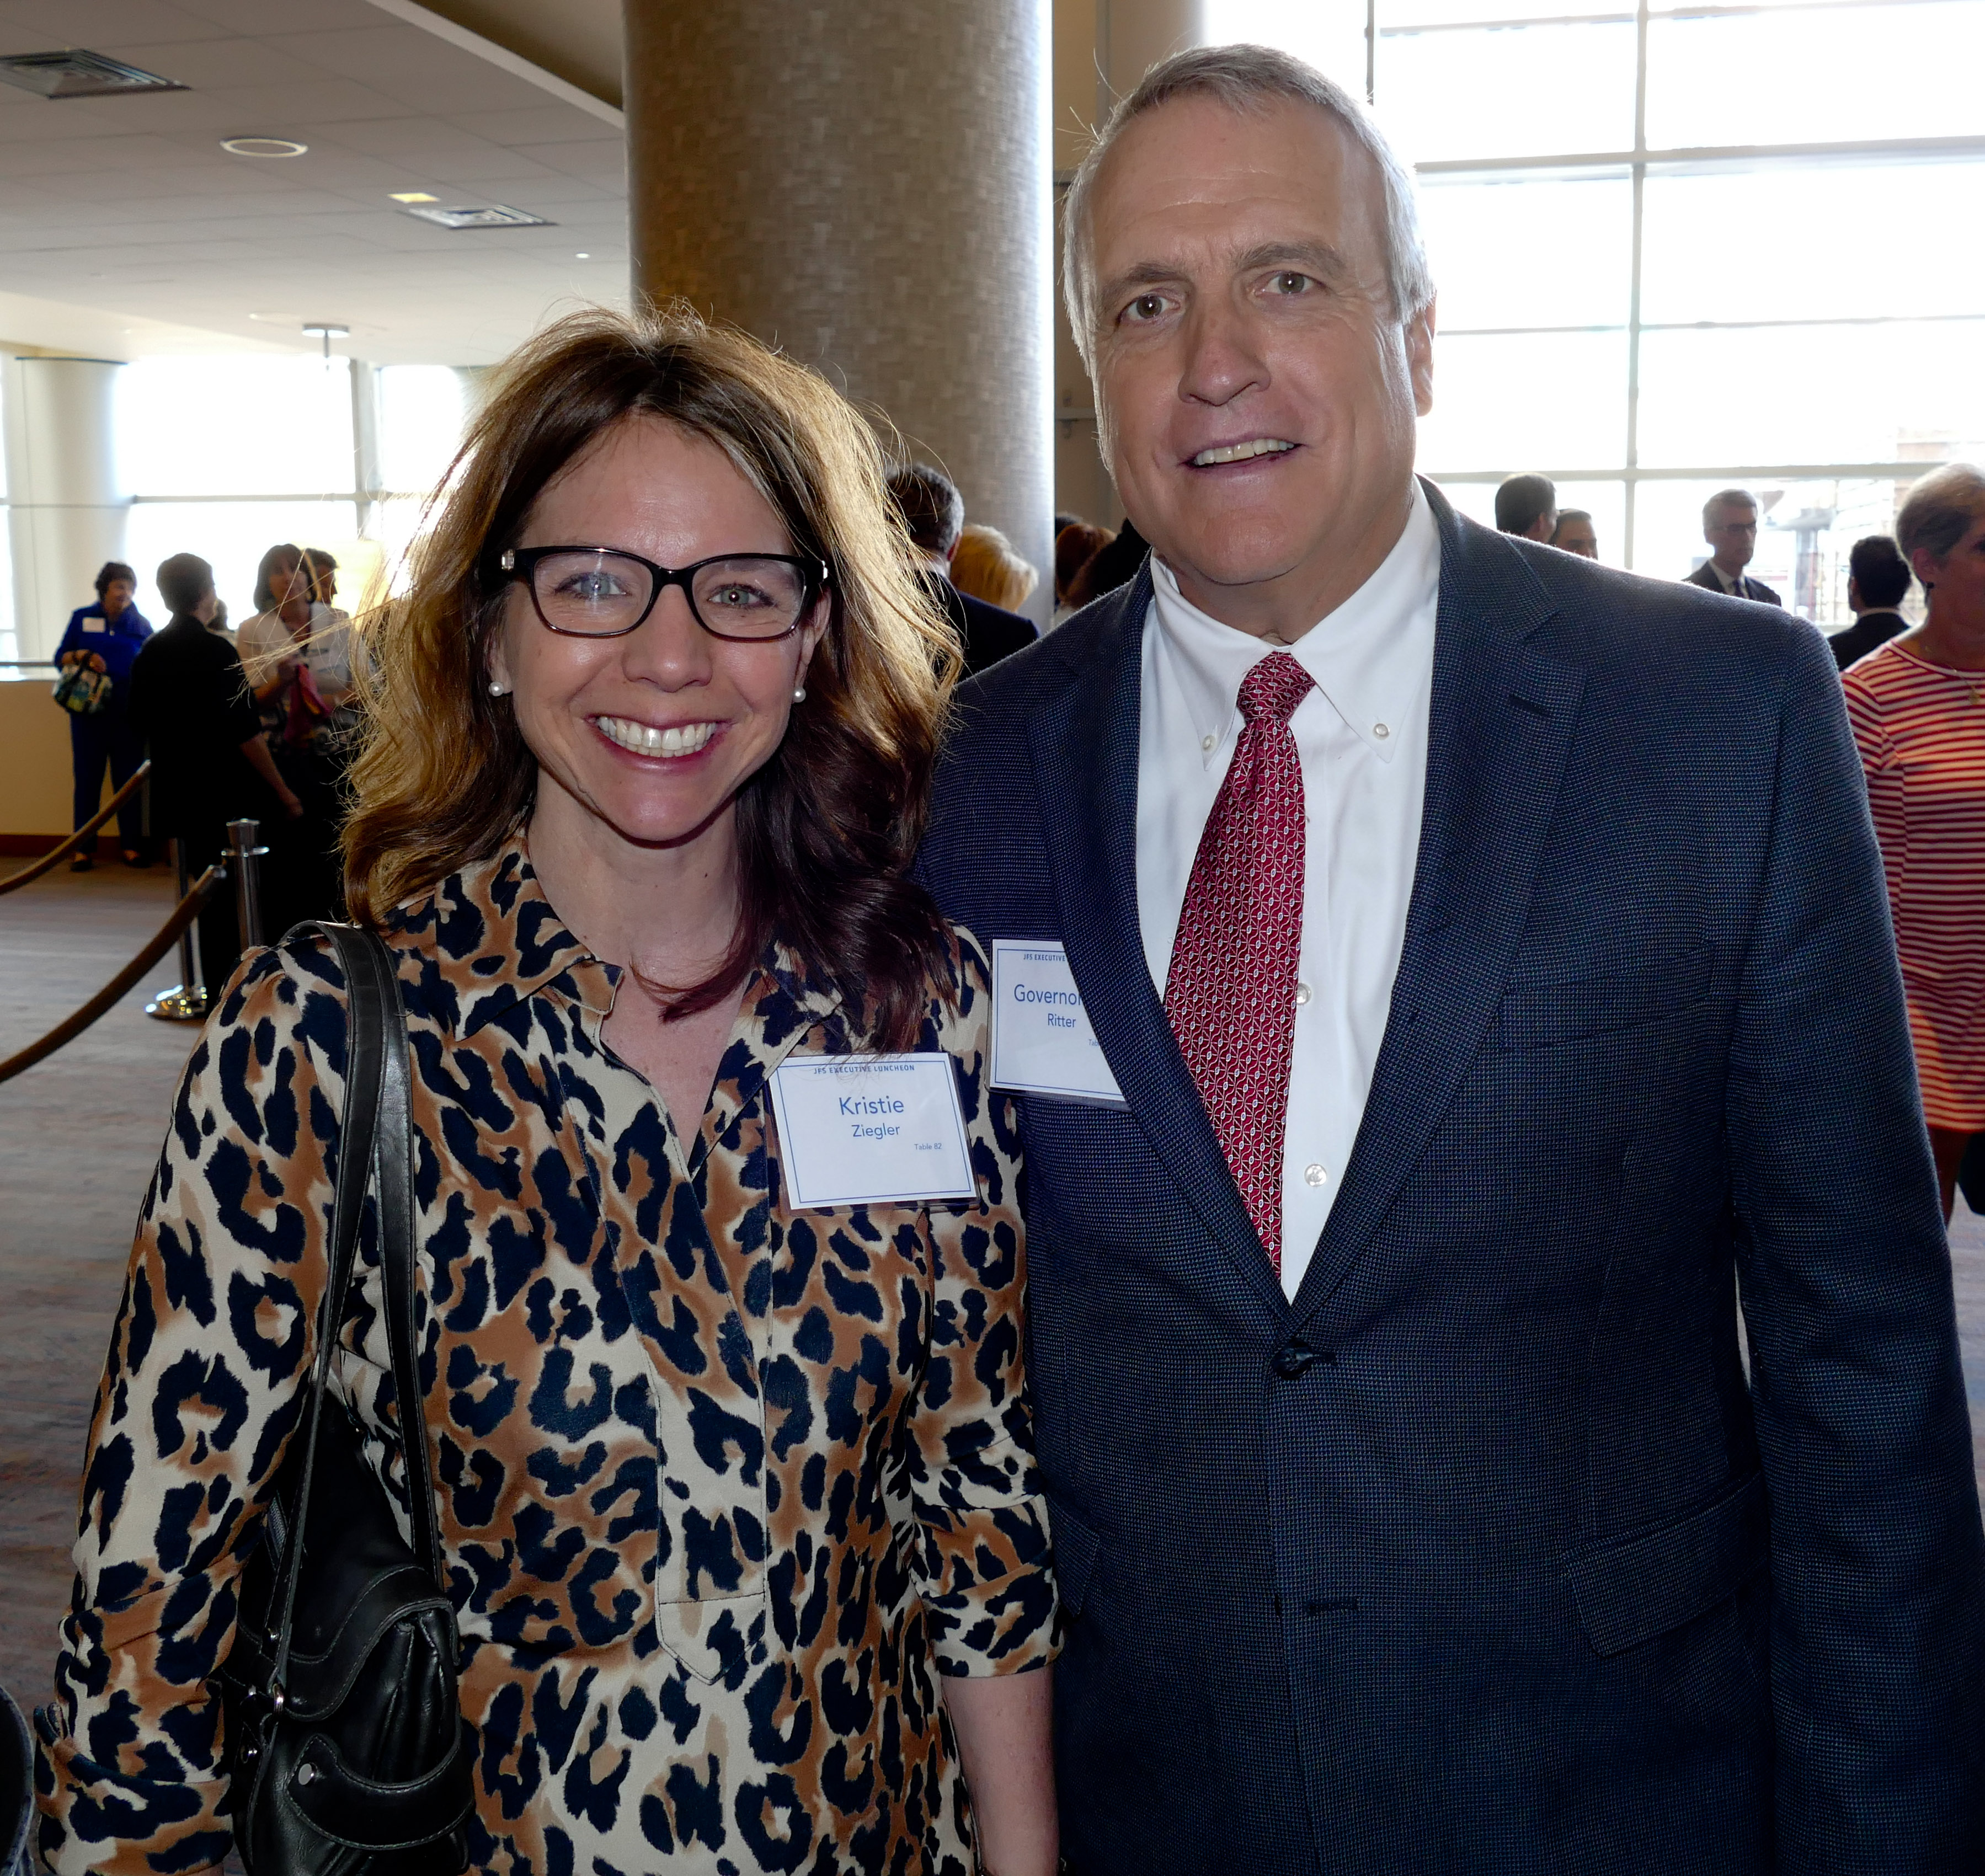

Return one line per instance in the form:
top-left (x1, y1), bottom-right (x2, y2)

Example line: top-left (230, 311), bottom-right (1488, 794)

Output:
top-left (1273, 1339), bottom-right (1321, 1379)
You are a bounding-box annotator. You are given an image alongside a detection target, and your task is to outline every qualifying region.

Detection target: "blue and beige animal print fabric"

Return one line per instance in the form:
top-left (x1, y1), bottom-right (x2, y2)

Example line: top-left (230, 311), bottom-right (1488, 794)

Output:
top-left (37, 839), bottom-right (1056, 1875)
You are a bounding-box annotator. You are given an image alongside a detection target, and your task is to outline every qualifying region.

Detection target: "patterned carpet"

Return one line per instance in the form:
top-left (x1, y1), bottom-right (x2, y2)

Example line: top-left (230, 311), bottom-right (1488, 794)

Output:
top-left (3, 863), bottom-right (1982, 1719)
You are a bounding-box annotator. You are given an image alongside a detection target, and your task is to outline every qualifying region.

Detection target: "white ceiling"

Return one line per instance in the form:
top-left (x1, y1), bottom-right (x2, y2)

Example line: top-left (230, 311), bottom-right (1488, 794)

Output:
top-left (0, 0), bottom-right (629, 365)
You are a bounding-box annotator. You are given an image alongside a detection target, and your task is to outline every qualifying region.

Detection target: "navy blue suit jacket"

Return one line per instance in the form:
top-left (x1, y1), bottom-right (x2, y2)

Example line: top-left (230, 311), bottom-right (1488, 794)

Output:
top-left (918, 483), bottom-right (1985, 1873)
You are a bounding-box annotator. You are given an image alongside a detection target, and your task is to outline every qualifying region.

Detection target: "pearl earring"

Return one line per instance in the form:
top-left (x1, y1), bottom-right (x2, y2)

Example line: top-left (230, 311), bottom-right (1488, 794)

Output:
top-left (792, 685), bottom-right (807, 703)
top-left (489, 681), bottom-right (506, 697)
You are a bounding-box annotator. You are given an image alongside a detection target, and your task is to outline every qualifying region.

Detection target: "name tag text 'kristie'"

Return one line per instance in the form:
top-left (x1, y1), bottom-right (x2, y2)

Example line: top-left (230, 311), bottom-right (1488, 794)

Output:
top-left (769, 1054), bottom-right (977, 1205)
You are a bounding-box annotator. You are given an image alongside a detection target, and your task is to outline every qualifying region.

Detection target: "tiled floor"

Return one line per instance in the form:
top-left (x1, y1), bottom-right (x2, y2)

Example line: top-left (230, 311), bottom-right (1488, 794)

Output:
top-left (3, 865), bottom-right (1983, 1722)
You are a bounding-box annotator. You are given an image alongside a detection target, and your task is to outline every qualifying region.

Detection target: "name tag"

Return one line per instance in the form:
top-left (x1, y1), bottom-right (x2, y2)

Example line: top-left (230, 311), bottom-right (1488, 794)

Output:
top-left (990, 940), bottom-right (1125, 1105)
top-left (81, 619), bottom-right (105, 633)
top-left (767, 1052), bottom-right (977, 1209)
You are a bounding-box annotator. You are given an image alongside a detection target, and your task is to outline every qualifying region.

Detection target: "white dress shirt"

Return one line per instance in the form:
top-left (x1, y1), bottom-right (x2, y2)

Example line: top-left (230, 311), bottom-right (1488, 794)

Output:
top-left (1135, 480), bottom-right (1442, 1298)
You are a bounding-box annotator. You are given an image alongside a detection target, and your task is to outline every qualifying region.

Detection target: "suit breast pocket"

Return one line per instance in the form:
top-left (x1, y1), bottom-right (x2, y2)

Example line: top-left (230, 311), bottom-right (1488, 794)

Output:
top-left (1496, 944), bottom-right (1713, 1050)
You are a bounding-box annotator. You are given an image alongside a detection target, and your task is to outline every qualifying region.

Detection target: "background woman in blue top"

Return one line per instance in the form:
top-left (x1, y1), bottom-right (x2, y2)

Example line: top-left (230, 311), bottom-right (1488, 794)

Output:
top-left (53, 558), bottom-right (152, 870)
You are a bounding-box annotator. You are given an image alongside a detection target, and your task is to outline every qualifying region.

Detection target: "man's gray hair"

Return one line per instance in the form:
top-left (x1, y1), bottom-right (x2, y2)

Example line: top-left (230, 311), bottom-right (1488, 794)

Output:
top-left (1895, 461), bottom-right (1985, 565)
top-left (1703, 488), bottom-right (1759, 526)
top-left (1062, 43), bottom-right (1434, 372)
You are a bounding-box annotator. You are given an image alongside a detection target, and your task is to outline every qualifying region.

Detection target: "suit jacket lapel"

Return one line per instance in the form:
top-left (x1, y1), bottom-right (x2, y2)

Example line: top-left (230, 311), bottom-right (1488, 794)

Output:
top-left (1028, 568), bottom-right (1289, 1322)
top-left (1291, 491), bottom-right (1586, 1324)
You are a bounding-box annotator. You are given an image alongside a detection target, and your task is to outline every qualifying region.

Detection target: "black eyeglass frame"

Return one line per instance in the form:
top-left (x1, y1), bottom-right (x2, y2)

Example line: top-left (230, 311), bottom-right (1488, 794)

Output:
top-left (497, 544), bottom-right (831, 642)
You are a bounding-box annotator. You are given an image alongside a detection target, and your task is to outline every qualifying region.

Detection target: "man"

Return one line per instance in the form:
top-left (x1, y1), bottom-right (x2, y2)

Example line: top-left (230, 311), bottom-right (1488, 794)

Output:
top-left (919, 43), bottom-right (1983, 1874)
top-left (1827, 532), bottom-right (1913, 670)
top-left (126, 553), bottom-right (302, 998)
top-left (1550, 506), bottom-right (1598, 558)
top-left (1687, 488), bottom-right (1781, 602)
top-left (1493, 471), bottom-right (1555, 540)
top-left (886, 461), bottom-right (1037, 676)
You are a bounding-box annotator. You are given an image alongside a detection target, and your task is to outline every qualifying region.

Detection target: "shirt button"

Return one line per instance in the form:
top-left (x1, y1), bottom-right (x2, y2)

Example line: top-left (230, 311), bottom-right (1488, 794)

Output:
top-left (1201, 734), bottom-right (1216, 751)
top-left (1373, 722), bottom-right (1390, 740)
top-left (1303, 1162), bottom-right (1328, 1187)
top-left (1295, 981), bottom-right (1312, 1006)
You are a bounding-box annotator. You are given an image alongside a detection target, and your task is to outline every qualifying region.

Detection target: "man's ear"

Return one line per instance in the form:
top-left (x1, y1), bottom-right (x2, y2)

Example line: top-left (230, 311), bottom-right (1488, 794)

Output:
top-left (1407, 295), bottom-right (1436, 418)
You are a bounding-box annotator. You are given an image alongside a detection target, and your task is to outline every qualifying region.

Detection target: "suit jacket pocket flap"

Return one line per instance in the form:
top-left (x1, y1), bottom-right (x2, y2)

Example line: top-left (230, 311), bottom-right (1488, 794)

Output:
top-left (1498, 945), bottom-right (1712, 1049)
top-left (1565, 1471), bottom-right (1767, 1658)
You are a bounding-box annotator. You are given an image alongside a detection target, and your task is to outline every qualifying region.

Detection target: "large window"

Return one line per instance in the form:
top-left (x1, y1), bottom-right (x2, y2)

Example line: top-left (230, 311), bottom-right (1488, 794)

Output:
top-left (114, 357), bottom-right (469, 631)
top-left (1375, 0), bottom-right (1985, 617)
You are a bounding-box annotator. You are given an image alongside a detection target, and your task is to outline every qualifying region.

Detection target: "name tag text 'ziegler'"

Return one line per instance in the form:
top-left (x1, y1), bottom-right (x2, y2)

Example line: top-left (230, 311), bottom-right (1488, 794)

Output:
top-left (769, 1054), bottom-right (977, 1205)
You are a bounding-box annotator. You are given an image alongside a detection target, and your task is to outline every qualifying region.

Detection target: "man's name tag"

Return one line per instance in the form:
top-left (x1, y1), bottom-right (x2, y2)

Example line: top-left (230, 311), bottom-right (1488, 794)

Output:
top-left (990, 940), bottom-right (1125, 1105)
top-left (81, 619), bottom-right (105, 633)
top-left (768, 1052), bottom-right (977, 1209)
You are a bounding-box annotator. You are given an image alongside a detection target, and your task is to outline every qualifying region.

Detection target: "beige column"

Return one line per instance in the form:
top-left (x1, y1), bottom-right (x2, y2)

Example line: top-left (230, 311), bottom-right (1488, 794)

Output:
top-left (3, 355), bottom-right (129, 665)
top-left (624, 2), bottom-right (1054, 625)
top-left (1050, 1), bottom-right (1208, 536)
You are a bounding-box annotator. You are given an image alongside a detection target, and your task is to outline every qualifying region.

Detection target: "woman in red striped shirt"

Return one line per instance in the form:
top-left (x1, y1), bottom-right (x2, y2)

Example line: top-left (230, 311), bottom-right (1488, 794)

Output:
top-left (1845, 462), bottom-right (1985, 1221)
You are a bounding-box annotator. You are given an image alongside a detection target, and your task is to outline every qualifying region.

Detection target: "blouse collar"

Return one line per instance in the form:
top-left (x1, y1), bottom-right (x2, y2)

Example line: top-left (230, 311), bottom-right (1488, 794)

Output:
top-left (394, 834), bottom-right (846, 1050)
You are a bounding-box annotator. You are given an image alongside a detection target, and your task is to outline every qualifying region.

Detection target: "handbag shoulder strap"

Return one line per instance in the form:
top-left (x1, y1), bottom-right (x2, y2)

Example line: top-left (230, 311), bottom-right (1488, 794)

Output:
top-left (267, 922), bottom-right (441, 1698)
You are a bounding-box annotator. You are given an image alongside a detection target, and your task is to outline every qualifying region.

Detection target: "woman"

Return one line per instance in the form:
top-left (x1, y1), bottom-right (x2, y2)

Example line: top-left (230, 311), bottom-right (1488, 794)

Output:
top-left (52, 559), bottom-right (151, 869)
top-left (38, 309), bottom-right (1059, 1875)
top-left (1844, 461), bottom-right (1985, 1221)
top-left (948, 524), bottom-right (1038, 615)
top-left (237, 542), bottom-right (357, 926)
top-left (1052, 521), bottom-right (1111, 627)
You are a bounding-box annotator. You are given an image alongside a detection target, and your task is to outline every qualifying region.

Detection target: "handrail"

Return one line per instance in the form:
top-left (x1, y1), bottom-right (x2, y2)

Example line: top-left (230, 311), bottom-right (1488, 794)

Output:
top-left (0, 865), bottom-right (221, 1084)
top-left (0, 761), bottom-right (152, 896)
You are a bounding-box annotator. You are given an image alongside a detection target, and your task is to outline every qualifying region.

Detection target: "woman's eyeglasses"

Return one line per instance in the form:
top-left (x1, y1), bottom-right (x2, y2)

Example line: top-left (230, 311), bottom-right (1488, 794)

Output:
top-left (499, 546), bottom-right (829, 642)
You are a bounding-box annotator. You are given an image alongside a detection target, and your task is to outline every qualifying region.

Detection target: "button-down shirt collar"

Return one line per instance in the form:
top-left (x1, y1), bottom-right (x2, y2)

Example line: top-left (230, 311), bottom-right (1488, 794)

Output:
top-left (1148, 477), bottom-right (1440, 769)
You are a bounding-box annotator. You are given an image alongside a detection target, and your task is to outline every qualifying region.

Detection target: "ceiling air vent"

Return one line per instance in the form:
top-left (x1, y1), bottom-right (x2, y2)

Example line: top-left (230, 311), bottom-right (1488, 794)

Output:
top-left (0, 49), bottom-right (187, 99)
top-left (401, 204), bottom-right (552, 230)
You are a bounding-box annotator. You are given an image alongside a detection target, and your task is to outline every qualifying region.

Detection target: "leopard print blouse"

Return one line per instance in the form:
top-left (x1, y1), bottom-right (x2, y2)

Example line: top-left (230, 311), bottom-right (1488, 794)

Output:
top-left (36, 840), bottom-right (1056, 1875)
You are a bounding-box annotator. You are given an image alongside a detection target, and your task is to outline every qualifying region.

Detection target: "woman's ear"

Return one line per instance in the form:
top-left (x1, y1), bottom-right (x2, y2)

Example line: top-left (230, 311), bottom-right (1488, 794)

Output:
top-left (796, 595), bottom-right (830, 685)
top-left (1909, 545), bottom-right (1943, 591)
top-left (485, 629), bottom-right (515, 698)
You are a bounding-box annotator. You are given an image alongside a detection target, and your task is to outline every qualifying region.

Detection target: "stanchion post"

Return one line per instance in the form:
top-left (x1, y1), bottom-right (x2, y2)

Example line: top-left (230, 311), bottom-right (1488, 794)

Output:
top-left (144, 836), bottom-right (215, 1023)
top-left (227, 819), bottom-right (269, 953)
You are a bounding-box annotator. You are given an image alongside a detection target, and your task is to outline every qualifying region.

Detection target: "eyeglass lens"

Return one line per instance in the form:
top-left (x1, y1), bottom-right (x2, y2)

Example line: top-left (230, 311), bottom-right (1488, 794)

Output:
top-left (531, 551), bottom-right (809, 638)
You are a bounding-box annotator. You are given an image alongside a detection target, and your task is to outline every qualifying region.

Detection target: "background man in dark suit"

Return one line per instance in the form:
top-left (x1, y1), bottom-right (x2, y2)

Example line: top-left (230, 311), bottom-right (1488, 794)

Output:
top-left (885, 459), bottom-right (1038, 676)
top-left (1494, 471), bottom-right (1556, 540)
top-left (919, 42), bottom-right (1983, 1874)
top-left (126, 553), bottom-right (301, 998)
top-left (1828, 532), bottom-right (1914, 669)
top-left (1686, 488), bottom-right (1782, 602)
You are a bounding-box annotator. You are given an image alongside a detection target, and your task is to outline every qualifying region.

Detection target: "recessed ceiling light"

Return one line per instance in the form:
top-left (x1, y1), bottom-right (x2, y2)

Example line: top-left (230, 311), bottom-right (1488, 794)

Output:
top-left (0, 49), bottom-right (185, 99)
top-left (575, 252), bottom-right (590, 259)
top-left (401, 203), bottom-right (552, 230)
top-left (221, 136), bottom-right (307, 158)
top-left (389, 191), bottom-right (438, 204)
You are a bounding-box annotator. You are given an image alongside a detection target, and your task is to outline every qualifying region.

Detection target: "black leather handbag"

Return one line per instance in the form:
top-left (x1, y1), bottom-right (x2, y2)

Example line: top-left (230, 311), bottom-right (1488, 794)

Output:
top-left (218, 923), bottom-right (474, 1875)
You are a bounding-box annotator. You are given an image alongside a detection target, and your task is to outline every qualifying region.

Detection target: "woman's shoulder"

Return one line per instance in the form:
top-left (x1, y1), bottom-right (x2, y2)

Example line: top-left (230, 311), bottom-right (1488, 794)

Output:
top-left (1845, 634), bottom-right (1968, 710)
top-left (923, 920), bottom-right (996, 1046)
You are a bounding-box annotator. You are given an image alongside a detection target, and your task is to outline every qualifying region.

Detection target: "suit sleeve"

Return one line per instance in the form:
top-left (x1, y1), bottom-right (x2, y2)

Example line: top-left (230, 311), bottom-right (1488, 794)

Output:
top-left (1723, 622), bottom-right (1985, 1871)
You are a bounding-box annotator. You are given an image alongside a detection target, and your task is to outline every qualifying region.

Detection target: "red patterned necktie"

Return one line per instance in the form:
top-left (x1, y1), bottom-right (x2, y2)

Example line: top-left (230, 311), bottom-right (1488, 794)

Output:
top-left (1165, 651), bottom-right (1315, 1271)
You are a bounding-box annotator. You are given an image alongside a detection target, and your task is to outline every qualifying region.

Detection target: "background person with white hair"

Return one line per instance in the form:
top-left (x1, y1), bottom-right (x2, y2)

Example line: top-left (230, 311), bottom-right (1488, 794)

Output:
top-left (1845, 461), bottom-right (1985, 1222)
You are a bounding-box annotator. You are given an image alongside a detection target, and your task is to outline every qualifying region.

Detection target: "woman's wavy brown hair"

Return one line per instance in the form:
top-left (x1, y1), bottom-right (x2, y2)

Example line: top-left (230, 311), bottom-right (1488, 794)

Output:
top-left (344, 304), bottom-right (963, 1047)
